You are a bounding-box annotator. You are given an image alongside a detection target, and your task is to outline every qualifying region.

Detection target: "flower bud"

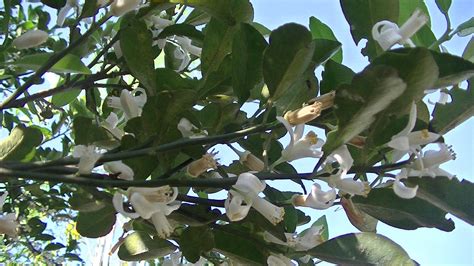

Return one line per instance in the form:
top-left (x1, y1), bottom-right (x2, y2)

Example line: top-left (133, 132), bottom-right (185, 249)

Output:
top-left (12, 30), bottom-right (49, 49)
top-left (110, 0), bottom-right (141, 17)
top-left (239, 151), bottom-right (265, 172)
top-left (186, 154), bottom-right (218, 177)
top-left (284, 101), bottom-right (322, 125)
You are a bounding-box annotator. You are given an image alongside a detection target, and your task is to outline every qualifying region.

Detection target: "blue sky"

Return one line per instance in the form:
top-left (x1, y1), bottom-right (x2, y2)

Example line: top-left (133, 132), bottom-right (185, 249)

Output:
top-left (250, 0), bottom-right (473, 264)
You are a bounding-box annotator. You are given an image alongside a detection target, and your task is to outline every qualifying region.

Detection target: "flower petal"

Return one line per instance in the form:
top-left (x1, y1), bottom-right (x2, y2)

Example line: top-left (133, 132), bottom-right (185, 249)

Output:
top-left (393, 170), bottom-right (418, 199)
top-left (112, 192), bottom-right (140, 219)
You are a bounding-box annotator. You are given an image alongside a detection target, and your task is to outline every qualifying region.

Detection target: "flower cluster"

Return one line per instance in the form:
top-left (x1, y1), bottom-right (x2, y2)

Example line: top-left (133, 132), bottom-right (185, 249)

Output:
top-left (113, 186), bottom-right (181, 238)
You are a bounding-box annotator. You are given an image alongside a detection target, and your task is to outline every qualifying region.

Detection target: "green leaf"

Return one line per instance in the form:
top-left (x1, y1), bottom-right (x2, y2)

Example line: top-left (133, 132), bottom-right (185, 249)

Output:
top-left (183, 8), bottom-right (211, 26)
top-left (12, 53), bottom-right (91, 74)
top-left (320, 59), bottom-right (355, 95)
top-left (312, 215), bottom-right (329, 241)
top-left (232, 23), bottom-right (267, 104)
top-left (158, 24), bottom-right (204, 41)
top-left (118, 232), bottom-right (177, 261)
top-left (72, 116), bottom-right (111, 145)
top-left (79, 0), bottom-right (99, 18)
top-left (41, 0), bottom-right (66, 9)
top-left (155, 68), bottom-right (198, 92)
top-left (424, 50), bottom-right (474, 88)
top-left (0, 125), bottom-right (43, 161)
top-left (462, 37), bottom-right (474, 62)
top-left (309, 16), bottom-right (342, 63)
top-left (306, 233), bottom-right (415, 265)
top-left (180, 226), bottom-right (215, 263)
top-left (353, 188), bottom-right (455, 231)
top-left (201, 18), bottom-right (235, 75)
top-left (311, 39), bottom-right (342, 68)
top-left (213, 226), bottom-right (267, 265)
top-left (431, 79), bottom-right (474, 134)
top-left (28, 217), bottom-right (47, 235)
top-left (44, 243), bottom-right (65, 251)
top-left (341, 197), bottom-right (378, 232)
top-left (51, 88), bottom-right (81, 107)
top-left (274, 69), bottom-right (318, 115)
top-left (455, 17), bottom-right (474, 37)
top-left (435, 0), bottom-right (452, 14)
top-left (323, 65), bottom-right (406, 154)
top-left (120, 15), bottom-right (158, 96)
top-left (371, 48), bottom-right (439, 114)
top-left (406, 176), bottom-right (474, 225)
top-left (263, 23), bottom-right (315, 100)
top-left (156, 0), bottom-right (253, 25)
top-left (340, 0), bottom-right (399, 59)
top-left (76, 205), bottom-right (116, 238)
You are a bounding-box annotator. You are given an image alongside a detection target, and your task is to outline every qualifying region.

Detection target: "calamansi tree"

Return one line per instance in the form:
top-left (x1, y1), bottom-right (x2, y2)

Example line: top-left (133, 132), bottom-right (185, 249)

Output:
top-left (0, 0), bottom-right (473, 264)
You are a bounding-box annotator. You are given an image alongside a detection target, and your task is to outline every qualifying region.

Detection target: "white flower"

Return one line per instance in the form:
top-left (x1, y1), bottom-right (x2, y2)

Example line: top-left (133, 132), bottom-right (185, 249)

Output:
top-left (372, 9), bottom-right (428, 50)
top-left (272, 117), bottom-right (324, 167)
top-left (101, 112), bottom-right (125, 140)
top-left (177, 118), bottom-right (208, 138)
top-left (0, 192), bottom-right (18, 238)
top-left (325, 145), bottom-right (370, 196)
top-left (12, 30), bottom-right (49, 49)
top-left (174, 36), bottom-right (202, 57)
top-left (393, 169), bottom-right (418, 199)
top-left (107, 88), bottom-right (147, 120)
top-left (264, 223), bottom-right (324, 251)
top-left (57, 0), bottom-right (79, 26)
top-left (72, 145), bottom-right (101, 174)
top-left (225, 173), bottom-right (285, 225)
top-left (113, 186), bottom-right (181, 238)
top-left (104, 161), bottom-right (134, 180)
top-left (408, 143), bottom-right (455, 179)
top-left (229, 145), bottom-right (265, 172)
top-left (387, 102), bottom-right (440, 162)
top-left (110, 0), bottom-right (141, 17)
top-left (292, 183), bottom-right (336, 210)
top-left (267, 254), bottom-right (294, 266)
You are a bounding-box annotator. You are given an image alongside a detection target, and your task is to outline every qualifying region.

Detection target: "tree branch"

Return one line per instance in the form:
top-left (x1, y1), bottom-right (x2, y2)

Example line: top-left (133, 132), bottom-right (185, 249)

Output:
top-left (0, 14), bottom-right (112, 110)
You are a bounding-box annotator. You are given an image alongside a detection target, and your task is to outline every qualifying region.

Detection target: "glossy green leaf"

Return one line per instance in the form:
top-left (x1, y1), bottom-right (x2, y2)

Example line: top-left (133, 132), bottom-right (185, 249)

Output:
top-left (455, 17), bottom-right (474, 37)
top-left (79, 0), bottom-right (99, 18)
top-left (183, 8), bottom-right (211, 26)
top-left (431, 79), bottom-right (473, 134)
top-left (213, 226), bottom-right (267, 265)
top-left (118, 232), bottom-right (177, 261)
top-left (311, 39), bottom-right (342, 68)
top-left (406, 176), bottom-right (474, 225)
top-left (320, 59), bottom-right (355, 95)
top-left (12, 53), bottom-right (91, 74)
top-left (309, 16), bottom-right (342, 63)
top-left (44, 243), bottom-right (65, 251)
top-left (353, 188), bottom-right (455, 231)
top-left (340, 0), bottom-right (399, 59)
top-left (120, 16), bottom-right (158, 96)
top-left (371, 48), bottom-right (439, 114)
top-left (0, 125), bottom-right (43, 161)
top-left (263, 23), bottom-right (315, 100)
top-left (180, 226), bottom-right (215, 263)
top-left (305, 232), bottom-right (415, 265)
top-left (72, 116), bottom-right (110, 145)
top-left (323, 65), bottom-right (406, 154)
top-left (232, 23), bottom-right (267, 104)
top-left (341, 197), bottom-right (378, 232)
top-left (427, 50), bottom-right (474, 88)
top-left (41, 0), bottom-right (66, 9)
top-left (435, 0), bottom-right (452, 14)
top-left (154, 0), bottom-right (253, 25)
top-left (201, 18), bottom-right (235, 75)
top-left (51, 88), bottom-right (81, 107)
top-left (157, 24), bottom-right (205, 41)
top-left (274, 69), bottom-right (318, 115)
top-left (462, 37), bottom-right (474, 62)
top-left (312, 215), bottom-right (329, 241)
top-left (76, 205), bottom-right (116, 238)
